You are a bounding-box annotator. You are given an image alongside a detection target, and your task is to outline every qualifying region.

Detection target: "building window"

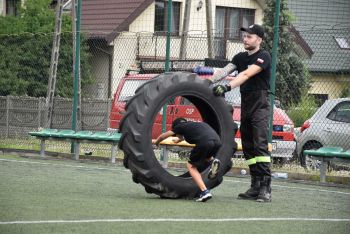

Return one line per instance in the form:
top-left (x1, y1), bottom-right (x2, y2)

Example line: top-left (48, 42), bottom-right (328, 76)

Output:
top-left (6, 0), bottom-right (19, 16)
top-left (214, 7), bottom-right (255, 58)
top-left (154, 0), bottom-right (181, 36)
top-left (215, 7), bottom-right (255, 39)
top-left (334, 37), bottom-right (350, 49)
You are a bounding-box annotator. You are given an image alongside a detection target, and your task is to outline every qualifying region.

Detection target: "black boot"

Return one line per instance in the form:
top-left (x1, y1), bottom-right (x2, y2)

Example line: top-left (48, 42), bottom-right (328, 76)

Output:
top-left (256, 176), bottom-right (272, 202)
top-left (238, 176), bottom-right (260, 200)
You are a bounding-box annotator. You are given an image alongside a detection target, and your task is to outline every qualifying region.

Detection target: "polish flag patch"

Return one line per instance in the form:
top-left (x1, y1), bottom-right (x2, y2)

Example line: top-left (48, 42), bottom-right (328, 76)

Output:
top-left (257, 58), bottom-right (264, 64)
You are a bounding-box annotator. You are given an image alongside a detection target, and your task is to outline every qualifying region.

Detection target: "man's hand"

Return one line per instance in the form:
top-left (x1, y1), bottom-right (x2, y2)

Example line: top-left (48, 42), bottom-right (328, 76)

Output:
top-left (172, 137), bottom-right (181, 144)
top-left (152, 139), bottom-right (160, 146)
top-left (213, 84), bottom-right (231, 96)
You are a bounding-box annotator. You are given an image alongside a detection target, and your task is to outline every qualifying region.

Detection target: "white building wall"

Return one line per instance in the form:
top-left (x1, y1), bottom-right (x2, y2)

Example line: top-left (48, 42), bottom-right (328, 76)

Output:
top-left (113, 0), bottom-right (264, 93)
top-left (111, 33), bottom-right (138, 95)
top-left (129, 2), bottom-right (155, 32)
top-left (310, 74), bottom-right (350, 99)
top-left (189, 0), bottom-right (263, 35)
top-left (87, 49), bottom-right (110, 99)
top-left (0, 0), bottom-right (5, 16)
top-left (226, 41), bottom-right (245, 59)
top-left (128, 0), bottom-right (264, 60)
top-left (130, 0), bottom-right (263, 35)
top-left (0, 0), bottom-right (28, 16)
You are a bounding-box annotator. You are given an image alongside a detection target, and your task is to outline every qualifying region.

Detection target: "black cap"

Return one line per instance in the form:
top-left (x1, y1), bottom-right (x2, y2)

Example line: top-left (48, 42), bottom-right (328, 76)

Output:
top-left (172, 117), bottom-right (187, 129)
top-left (240, 24), bottom-right (265, 39)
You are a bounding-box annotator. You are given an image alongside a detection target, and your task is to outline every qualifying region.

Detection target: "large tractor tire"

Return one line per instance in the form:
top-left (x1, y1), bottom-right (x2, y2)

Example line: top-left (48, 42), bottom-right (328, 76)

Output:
top-left (119, 72), bottom-right (237, 199)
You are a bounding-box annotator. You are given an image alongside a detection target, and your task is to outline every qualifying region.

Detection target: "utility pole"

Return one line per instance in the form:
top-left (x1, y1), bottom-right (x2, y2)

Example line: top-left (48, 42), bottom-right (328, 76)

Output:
top-left (205, 0), bottom-right (214, 58)
top-left (45, 0), bottom-right (64, 128)
top-left (179, 0), bottom-right (191, 59)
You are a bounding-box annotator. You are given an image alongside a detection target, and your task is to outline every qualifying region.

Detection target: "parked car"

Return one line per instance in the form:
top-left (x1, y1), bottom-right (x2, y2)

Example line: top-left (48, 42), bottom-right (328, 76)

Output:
top-left (296, 98), bottom-right (350, 169)
top-left (109, 71), bottom-right (296, 161)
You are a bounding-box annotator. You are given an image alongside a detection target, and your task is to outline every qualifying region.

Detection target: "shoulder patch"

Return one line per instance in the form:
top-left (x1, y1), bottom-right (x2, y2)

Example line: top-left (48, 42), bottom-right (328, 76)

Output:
top-left (257, 58), bottom-right (264, 64)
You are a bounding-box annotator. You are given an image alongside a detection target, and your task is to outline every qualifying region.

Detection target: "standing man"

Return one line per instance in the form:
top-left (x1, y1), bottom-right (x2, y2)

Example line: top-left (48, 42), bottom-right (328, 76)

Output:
top-left (211, 24), bottom-right (272, 202)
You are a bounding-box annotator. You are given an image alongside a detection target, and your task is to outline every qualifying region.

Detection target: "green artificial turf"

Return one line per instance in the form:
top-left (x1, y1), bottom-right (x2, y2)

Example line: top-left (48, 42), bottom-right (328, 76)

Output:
top-left (0, 155), bottom-right (349, 234)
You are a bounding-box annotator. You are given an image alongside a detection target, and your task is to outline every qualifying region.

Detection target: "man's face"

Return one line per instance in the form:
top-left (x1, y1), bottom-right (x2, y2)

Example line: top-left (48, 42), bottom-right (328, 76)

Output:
top-left (242, 32), bottom-right (262, 51)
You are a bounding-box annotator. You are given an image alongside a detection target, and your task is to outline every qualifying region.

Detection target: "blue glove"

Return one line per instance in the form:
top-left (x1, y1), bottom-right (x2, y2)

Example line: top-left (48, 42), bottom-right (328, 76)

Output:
top-left (213, 84), bottom-right (231, 96)
top-left (193, 66), bottom-right (214, 75)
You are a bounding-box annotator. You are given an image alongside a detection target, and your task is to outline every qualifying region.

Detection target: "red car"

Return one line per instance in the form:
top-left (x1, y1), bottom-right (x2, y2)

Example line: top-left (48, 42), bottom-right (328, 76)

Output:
top-left (109, 73), bottom-right (296, 160)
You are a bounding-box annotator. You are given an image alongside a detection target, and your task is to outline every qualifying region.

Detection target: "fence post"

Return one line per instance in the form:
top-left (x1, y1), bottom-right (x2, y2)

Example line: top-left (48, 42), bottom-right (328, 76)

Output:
top-left (6, 96), bottom-right (10, 138)
top-left (38, 98), bottom-right (43, 129)
top-left (160, 0), bottom-right (172, 162)
top-left (107, 99), bottom-right (111, 130)
top-left (268, 0), bottom-right (281, 144)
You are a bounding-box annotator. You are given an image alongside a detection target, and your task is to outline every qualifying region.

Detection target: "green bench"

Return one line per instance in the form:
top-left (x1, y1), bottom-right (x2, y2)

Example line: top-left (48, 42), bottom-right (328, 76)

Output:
top-left (29, 129), bottom-right (122, 163)
top-left (303, 147), bottom-right (350, 182)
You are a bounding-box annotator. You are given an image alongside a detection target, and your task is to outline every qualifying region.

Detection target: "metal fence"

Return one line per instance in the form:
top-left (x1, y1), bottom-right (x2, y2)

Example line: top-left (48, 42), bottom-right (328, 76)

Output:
top-left (0, 96), bottom-right (111, 138)
top-left (0, 0), bottom-right (349, 169)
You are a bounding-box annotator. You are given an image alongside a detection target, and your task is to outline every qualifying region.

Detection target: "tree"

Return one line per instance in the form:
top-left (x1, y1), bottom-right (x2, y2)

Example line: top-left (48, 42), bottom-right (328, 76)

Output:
top-left (262, 0), bottom-right (310, 107)
top-left (0, 0), bottom-right (93, 97)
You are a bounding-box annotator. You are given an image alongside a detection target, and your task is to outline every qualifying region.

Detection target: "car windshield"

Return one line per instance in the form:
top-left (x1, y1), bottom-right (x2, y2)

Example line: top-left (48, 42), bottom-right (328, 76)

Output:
top-left (118, 80), bottom-right (147, 101)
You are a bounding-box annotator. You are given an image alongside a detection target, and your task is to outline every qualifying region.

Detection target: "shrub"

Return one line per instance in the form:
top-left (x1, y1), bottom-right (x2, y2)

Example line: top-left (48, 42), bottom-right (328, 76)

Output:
top-left (287, 93), bottom-right (318, 127)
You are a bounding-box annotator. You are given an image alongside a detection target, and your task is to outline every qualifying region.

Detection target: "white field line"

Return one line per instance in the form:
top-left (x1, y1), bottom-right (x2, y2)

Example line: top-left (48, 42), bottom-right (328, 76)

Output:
top-left (1, 218), bottom-right (350, 225)
top-left (225, 179), bottom-right (350, 195)
top-left (1, 158), bottom-right (349, 195)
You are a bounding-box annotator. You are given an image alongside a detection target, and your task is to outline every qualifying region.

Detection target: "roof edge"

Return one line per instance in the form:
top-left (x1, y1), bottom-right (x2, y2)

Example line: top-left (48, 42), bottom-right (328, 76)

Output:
top-left (106, 0), bottom-right (154, 43)
top-left (289, 25), bottom-right (314, 58)
top-left (309, 69), bottom-right (350, 74)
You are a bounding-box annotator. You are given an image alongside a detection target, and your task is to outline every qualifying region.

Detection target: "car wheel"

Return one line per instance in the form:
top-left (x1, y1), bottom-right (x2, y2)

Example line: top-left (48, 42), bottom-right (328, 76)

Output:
top-left (300, 141), bottom-right (323, 170)
top-left (118, 72), bottom-right (238, 199)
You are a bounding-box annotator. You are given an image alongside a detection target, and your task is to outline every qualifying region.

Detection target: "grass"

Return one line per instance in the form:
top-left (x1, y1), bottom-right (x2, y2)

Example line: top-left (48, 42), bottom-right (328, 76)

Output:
top-left (0, 137), bottom-right (116, 158)
top-left (0, 154), bottom-right (350, 234)
top-left (0, 138), bottom-right (41, 150)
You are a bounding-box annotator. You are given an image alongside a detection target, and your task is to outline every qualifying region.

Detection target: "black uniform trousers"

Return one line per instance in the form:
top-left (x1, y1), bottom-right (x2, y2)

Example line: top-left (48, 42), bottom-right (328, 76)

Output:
top-left (240, 90), bottom-right (271, 177)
